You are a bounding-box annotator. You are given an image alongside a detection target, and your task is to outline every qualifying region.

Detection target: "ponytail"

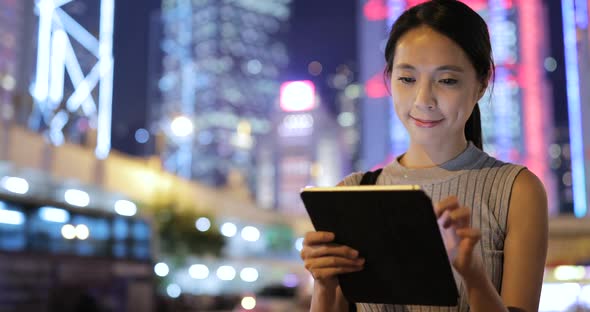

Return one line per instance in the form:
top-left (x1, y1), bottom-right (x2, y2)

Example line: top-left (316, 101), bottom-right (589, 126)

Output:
top-left (465, 103), bottom-right (483, 150)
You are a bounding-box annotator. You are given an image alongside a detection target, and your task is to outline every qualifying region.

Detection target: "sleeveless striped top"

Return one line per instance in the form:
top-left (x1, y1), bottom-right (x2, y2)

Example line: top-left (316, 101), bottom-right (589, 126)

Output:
top-left (340, 142), bottom-right (525, 312)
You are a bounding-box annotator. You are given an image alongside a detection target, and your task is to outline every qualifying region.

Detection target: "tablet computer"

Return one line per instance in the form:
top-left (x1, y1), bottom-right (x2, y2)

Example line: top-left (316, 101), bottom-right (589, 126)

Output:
top-left (300, 185), bottom-right (458, 306)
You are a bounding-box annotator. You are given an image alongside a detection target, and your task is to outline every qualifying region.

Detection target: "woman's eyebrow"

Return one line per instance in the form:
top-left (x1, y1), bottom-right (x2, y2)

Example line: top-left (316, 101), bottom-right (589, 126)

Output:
top-left (393, 63), bottom-right (465, 73)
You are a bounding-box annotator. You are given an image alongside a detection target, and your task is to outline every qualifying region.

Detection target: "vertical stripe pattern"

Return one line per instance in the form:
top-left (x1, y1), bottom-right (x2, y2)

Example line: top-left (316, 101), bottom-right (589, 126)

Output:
top-left (339, 143), bottom-right (524, 312)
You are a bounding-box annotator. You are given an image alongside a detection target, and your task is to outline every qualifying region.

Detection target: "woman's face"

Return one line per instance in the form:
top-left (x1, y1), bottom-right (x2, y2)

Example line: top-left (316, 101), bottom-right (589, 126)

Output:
top-left (390, 26), bottom-right (485, 146)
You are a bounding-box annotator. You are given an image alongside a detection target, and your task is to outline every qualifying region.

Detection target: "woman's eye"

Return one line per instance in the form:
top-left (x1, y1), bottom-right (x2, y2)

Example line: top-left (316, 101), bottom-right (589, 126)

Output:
top-left (398, 77), bottom-right (415, 84)
top-left (439, 78), bottom-right (458, 85)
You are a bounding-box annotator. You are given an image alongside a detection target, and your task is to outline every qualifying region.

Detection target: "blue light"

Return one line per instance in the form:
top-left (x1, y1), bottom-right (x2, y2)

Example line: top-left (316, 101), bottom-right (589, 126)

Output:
top-left (63, 38), bottom-right (98, 114)
top-left (562, 0), bottom-right (588, 217)
top-left (32, 0), bottom-right (54, 103)
top-left (95, 0), bottom-right (115, 160)
top-left (55, 8), bottom-right (100, 57)
top-left (166, 284), bottom-right (181, 298)
top-left (0, 209), bottom-right (25, 225)
top-left (31, 0), bottom-right (113, 157)
top-left (575, 0), bottom-right (588, 28)
top-left (135, 128), bottom-right (150, 144)
top-left (386, 0), bottom-right (407, 28)
top-left (387, 0), bottom-right (410, 157)
top-left (39, 206), bottom-right (70, 223)
top-left (49, 29), bottom-right (67, 104)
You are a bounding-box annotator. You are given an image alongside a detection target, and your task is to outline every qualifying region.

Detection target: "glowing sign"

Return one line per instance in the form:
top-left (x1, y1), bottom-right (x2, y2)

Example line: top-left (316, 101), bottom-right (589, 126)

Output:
top-left (280, 81), bottom-right (316, 112)
top-left (278, 114), bottom-right (314, 137)
top-left (364, 0), bottom-right (389, 21)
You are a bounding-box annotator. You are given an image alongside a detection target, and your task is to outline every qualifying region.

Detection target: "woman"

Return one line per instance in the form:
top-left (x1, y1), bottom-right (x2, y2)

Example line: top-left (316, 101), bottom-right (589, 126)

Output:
top-left (300, 1), bottom-right (548, 311)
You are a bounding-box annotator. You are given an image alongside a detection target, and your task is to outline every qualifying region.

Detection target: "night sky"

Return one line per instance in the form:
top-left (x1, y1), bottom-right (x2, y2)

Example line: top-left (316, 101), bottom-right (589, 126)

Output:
top-left (285, 0), bottom-right (358, 115)
top-left (543, 0), bottom-right (569, 129)
top-left (287, 0), bottom-right (358, 74)
top-left (111, 0), bottom-right (357, 156)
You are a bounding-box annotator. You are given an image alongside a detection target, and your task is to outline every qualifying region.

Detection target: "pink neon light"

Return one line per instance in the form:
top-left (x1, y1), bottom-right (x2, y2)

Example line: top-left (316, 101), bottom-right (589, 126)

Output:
top-left (280, 80), bottom-right (316, 112)
top-left (516, 0), bottom-right (555, 214)
top-left (406, 0), bottom-right (429, 7)
top-left (518, 0), bottom-right (545, 174)
top-left (365, 73), bottom-right (389, 98)
top-left (406, 0), bottom-right (487, 11)
top-left (363, 0), bottom-right (388, 21)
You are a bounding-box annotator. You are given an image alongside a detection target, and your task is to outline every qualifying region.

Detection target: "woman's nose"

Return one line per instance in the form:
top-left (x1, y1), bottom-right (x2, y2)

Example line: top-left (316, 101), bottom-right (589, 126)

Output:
top-left (414, 82), bottom-right (436, 110)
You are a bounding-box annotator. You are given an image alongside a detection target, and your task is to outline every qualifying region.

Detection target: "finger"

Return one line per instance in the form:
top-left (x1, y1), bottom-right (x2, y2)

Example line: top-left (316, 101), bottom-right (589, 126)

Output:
top-left (435, 196), bottom-right (460, 218)
top-left (458, 237), bottom-right (479, 257)
top-left (305, 256), bottom-right (365, 270)
top-left (456, 228), bottom-right (482, 252)
top-left (443, 207), bottom-right (471, 228)
top-left (303, 231), bottom-right (335, 246)
top-left (456, 229), bottom-right (481, 259)
top-left (311, 267), bottom-right (364, 280)
top-left (306, 244), bottom-right (359, 259)
top-left (456, 228), bottom-right (481, 240)
top-left (301, 244), bottom-right (353, 261)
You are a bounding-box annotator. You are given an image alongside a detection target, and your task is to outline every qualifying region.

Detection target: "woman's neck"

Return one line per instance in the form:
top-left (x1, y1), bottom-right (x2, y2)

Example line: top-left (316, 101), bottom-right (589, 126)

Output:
top-left (400, 138), bottom-right (469, 169)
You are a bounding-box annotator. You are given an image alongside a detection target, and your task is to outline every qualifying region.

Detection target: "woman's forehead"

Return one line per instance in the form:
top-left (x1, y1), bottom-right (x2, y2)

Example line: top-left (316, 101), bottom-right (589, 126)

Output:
top-left (393, 27), bottom-right (471, 69)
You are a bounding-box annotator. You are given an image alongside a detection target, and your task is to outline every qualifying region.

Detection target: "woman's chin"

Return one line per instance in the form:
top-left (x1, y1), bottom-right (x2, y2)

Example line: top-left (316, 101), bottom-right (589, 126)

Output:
top-left (409, 132), bottom-right (447, 146)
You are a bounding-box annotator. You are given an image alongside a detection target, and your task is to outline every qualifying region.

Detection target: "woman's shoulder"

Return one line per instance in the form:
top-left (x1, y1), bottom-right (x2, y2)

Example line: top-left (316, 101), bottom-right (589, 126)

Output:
top-left (511, 168), bottom-right (547, 202)
top-left (473, 150), bottom-right (526, 173)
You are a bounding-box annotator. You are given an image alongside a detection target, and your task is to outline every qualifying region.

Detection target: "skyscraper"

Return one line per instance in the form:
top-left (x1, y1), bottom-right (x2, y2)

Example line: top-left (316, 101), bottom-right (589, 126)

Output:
top-left (273, 80), bottom-right (346, 215)
top-left (0, 0), bottom-right (35, 126)
top-left (158, 0), bottom-right (292, 188)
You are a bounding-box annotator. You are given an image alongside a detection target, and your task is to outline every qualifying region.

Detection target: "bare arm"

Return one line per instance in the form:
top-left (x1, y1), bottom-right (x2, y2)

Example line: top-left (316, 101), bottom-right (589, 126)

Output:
top-left (461, 169), bottom-right (547, 311)
top-left (438, 169), bottom-right (547, 311)
top-left (500, 169), bottom-right (548, 311)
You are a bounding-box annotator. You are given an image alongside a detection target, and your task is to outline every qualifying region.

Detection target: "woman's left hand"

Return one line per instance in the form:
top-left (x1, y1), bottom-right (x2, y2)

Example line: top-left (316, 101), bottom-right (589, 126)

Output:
top-left (435, 196), bottom-right (484, 282)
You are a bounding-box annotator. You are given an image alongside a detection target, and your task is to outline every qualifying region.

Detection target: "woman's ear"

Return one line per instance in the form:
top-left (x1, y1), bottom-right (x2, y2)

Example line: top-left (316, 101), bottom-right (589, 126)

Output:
top-left (477, 71), bottom-right (492, 100)
top-left (477, 83), bottom-right (487, 101)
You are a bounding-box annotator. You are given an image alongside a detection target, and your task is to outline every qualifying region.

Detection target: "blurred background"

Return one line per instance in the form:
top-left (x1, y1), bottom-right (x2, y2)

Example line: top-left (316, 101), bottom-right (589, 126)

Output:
top-left (0, 0), bottom-right (589, 311)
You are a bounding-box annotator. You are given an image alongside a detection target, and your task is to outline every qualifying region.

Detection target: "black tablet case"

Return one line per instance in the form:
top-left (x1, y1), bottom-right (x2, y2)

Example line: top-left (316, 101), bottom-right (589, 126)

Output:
top-left (300, 187), bottom-right (459, 306)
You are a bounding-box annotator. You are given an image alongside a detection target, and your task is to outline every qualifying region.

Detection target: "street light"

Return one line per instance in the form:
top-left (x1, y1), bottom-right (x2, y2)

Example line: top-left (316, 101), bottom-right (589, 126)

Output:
top-left (170, 116), bottom-right (194, 137)
top-left (0, 176), bottom-right (30, 194)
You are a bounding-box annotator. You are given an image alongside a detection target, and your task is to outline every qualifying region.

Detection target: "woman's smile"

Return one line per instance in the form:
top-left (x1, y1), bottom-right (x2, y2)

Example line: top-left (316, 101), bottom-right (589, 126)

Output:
top-left (410, 116), bottom-right (444, 128)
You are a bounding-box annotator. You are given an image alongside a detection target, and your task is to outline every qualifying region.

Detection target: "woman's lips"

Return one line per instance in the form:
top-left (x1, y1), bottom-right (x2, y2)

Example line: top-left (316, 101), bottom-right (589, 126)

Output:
top-left (411, 116), bottom-right (444, 128)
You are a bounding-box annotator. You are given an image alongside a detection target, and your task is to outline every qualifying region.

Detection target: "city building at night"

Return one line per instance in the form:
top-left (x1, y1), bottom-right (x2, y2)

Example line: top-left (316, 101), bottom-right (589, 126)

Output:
top-left (0, 0), bottom-right (307, 305)
top-left (0, 0), bottom-right (36, 129)
top-left (1, 0), bottom-right (589, 309)
top-left (157, 0), bottom-right (292, 191)
top-left (269, 80), bottom-right (348, 215)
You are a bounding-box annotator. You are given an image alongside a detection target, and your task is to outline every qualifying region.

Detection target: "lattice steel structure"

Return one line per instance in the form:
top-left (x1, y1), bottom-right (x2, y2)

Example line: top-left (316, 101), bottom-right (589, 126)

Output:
top-left (29, 0), bottom-right (114, 159)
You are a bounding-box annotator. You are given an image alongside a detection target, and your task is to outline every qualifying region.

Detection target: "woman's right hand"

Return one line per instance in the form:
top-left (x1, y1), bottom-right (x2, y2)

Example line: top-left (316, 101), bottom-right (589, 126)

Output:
top-left (300, 231), bottom-right (365, 289)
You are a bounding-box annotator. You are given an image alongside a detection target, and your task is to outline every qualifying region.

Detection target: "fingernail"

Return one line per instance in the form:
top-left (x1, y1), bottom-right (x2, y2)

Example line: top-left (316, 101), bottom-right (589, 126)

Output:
top-left (352, 250), bottom-right (359, 257)
top-left (357, 258), bottom-right (365, 264)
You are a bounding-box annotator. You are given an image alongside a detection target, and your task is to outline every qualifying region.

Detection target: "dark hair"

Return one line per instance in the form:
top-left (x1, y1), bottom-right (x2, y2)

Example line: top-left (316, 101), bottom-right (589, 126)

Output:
top-left (384, 0), bottom-right (494, 150)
